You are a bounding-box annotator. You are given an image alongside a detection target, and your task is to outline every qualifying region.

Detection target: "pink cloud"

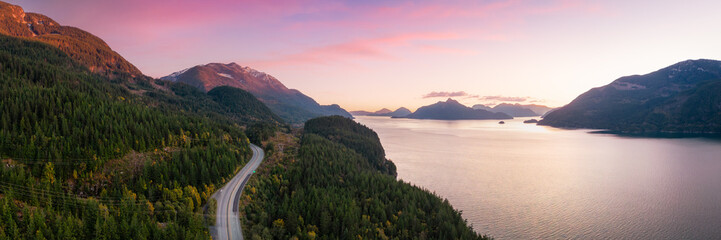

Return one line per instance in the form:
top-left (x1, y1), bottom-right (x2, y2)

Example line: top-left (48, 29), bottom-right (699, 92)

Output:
top-left (241, 0), bottom-right (604, 68)
top-left (14, 0), bottom-right (609, 77)
top-left (27, 0), bottom-right (314, 44)
top-left (251, 32), bottom-right (462, 66)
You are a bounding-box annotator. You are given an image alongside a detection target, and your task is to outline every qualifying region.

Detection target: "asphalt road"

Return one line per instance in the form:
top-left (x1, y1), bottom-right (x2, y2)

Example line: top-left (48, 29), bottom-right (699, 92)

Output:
top-left (211, 143), bottom-right (264, 240)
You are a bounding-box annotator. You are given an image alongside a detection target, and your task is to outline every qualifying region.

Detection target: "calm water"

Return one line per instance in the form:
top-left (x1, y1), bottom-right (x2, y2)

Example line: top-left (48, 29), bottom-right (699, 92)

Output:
top-left (355, 116), bottom-right (721, 239)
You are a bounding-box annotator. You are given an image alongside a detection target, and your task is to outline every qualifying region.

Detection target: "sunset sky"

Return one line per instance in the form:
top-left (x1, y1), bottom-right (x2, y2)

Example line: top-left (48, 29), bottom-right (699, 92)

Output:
top-left (13, 0), bottom-right (721, 111)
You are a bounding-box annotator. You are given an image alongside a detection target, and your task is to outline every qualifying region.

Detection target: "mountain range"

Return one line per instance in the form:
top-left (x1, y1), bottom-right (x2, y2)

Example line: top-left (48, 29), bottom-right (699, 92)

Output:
top-left (0, 0), bottom-right (351, 125)
top-left (351, 108), bottom-right (392, 116)
top-left (161, 63), bottom-right (352, 123)
top-left (398, 98), bottom-right (512, 120)
top-left (540, 59), bottom-right (721, 133)
top-left (351, 107), bottom-right (412, 117)
top-left (2, 1), bottom-right (720, 239)
top-left (0, 19), bottom-right (284, 240)
top-left (472, 103), bottom-right (553, 117)
top-left (0, 2), bottom-right (488, 239)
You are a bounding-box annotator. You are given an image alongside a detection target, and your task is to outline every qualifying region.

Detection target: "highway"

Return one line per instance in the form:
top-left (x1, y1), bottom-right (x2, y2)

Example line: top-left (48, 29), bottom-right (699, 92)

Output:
top-left (211, 143), bottom-right (264, 240)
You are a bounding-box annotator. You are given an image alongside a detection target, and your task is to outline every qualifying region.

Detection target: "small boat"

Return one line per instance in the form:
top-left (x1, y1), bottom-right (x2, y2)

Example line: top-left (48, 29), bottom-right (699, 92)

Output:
top-left (498, 121), bottom-right (505, 124)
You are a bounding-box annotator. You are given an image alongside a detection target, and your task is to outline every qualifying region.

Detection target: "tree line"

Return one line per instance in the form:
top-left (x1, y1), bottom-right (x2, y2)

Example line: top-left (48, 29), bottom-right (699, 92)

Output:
top-left (0, 34), bottom-right (269, 239)
top-left (241, 116), bottom-right (489, 239)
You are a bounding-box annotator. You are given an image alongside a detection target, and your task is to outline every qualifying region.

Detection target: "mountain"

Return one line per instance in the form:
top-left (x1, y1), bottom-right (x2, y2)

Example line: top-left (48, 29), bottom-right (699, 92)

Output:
top-left (473, 103), bottom-right (554, 117)
top-left (472, 104), bottom-right (494, 112)
top-left (350, 108), bottom-right (392, 116)
top-left (385, 107), bottom-right (412, 117)
top-left (0, 2), bottom-right (487, 239)
top-left (206, 86), bottom-right (284, 123)
top-left (372, 108), bottom-right (393, 115)
top-left (523, 104), bottom-right (554, 116)
top-left (399, 98), bottom-right (512, 120)
top-left (350, 110), bottom-right (374, 115)
top-left (0, 3), bottom-right (284, 236)
top-left (0, 33), bottom-right (287, 238)
top-left (0, 1), bottom-right (141, 76)
top-left (541, 108), bottom-right (558, 118)
top-left (351, 107), bottom-right (411, 117)
top-left (539, 59), bottom-right (721, 133)
top-left (492, 103), bottom-right (540, 117)
top-left (161, 63), bottom-right (352, 123)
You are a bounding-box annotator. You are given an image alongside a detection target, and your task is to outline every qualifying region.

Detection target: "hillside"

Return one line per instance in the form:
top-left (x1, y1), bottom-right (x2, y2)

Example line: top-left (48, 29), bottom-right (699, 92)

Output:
top-left (0, 31), bottom-right (282, 239)
top-left (304, 116), bottom-right (396, 175)
top-left (352, 107), bottom-right (412, 117)
top-left (471, 104), bottom-right (494, 112)
top-left (490, 103), bottom-right (538, 117)
top-left (162, 63), bottom-right (353, 123)
top-left (539, 59), bottom-right (721, 133)
top-left (473, 103), bottom-right (553, 117)
top-left (241, 116), bottom-right (489, 239)
top-left (522, 104), bottom-right (555, 116)
top-left (384, 107), bottom-right (412, 117)
top-left (0, 2), bottom-right (491, 239)
top-left (350, 110), bottom-right (374, 115)
top-left (401, 98), bottom-right (512, 120)
top-left (0, 1), bottom-right (141, 76)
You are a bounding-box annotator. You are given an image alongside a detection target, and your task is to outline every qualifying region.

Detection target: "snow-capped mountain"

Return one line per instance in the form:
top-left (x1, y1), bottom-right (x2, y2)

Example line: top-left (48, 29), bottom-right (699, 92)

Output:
top-left (161, 63), bottom-right (352, 123)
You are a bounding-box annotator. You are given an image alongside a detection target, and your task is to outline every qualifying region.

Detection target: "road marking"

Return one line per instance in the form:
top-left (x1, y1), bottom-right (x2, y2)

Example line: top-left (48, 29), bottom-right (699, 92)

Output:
top-left (223, 144), bottom-right (263, 240)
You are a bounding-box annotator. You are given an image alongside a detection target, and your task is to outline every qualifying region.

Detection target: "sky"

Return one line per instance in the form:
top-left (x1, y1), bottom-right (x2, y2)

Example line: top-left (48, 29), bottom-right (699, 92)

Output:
top-left (11, 0), bottom-right (721, 111)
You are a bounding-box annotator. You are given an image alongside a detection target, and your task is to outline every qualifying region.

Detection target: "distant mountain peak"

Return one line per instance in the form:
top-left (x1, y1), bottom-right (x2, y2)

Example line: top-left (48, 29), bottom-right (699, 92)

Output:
top-left (350, 107), bottom-right (411, 117)
top-left (163, 67), bottom-right (190, 81)
top-left (472, 103), bottom-right (552, 117)
top-left (671, 59), bottom-right (717, 68)
top-left (400, 99), bottom-right (511, 120)
top-left (161, 62), bottom-right (352, 122)
top-left (444, 98), bottom-right (460, 104)
top-left (376, 108), bottom-right (392, 114)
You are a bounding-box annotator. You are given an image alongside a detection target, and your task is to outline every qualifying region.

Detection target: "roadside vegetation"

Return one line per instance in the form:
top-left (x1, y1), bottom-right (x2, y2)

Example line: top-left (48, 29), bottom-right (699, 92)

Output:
top-left (241, 116), bottom-right (489, 239)
top-left (0, 34), bottom-right (268, 239)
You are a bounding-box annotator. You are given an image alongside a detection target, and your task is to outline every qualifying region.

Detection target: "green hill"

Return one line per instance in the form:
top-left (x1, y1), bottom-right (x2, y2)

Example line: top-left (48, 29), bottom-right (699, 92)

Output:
top-left (0, 2), bottom-right (489, 239)
top-left (304, 115), bottom-right (396, 176)
top-left (241, 116), bottom-right (489, 239)
top-left (161, 63), bottom-right (353, 123)
top-left (0, 34), bottom-right (278, 239)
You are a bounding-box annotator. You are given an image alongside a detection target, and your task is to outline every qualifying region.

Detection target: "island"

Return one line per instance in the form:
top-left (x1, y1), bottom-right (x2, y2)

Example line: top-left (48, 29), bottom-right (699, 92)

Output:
top-left (352, 107), bottom-right (412, 117)
top-left (395, 98), bottom-right (512, 120)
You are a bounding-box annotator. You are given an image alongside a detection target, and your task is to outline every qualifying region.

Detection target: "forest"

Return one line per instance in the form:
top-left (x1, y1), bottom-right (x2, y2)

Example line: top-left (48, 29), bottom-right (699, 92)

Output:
top-left (304, 116), bottom-right (396, 176)
top-left (0, 31), bottom-right (487, 240)
top-left (241, 116), bottom-right (489, 239)
top-left (0, 35), bottom-right (274, 239)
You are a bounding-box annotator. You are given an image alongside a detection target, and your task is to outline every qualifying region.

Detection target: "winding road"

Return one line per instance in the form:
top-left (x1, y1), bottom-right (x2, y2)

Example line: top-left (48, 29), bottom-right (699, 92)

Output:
top-left (211, 143), bottom-right (264, 240)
